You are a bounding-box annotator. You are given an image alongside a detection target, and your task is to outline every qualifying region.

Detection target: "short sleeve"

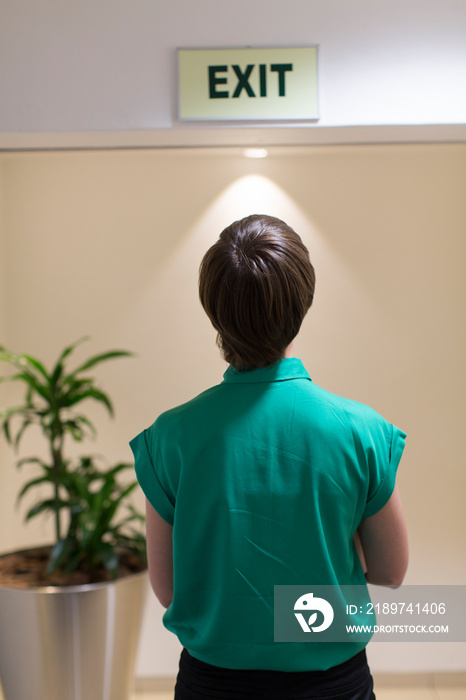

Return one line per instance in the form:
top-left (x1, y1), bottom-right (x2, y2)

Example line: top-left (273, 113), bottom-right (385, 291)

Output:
top-left (130, 429), bottom-right (175, 525)
top-left (362, 422), bottom-right (406, 518)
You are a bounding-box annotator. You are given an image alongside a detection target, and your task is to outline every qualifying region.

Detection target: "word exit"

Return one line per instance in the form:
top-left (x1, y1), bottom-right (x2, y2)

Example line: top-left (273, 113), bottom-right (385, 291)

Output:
top-left (209, 64), bottom-right (293, 99)
top-left (178, 46), bottom-right (319, 121)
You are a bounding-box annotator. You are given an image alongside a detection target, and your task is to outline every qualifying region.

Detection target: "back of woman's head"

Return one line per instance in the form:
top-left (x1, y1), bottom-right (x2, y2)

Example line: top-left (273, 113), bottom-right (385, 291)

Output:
top-left (199, 214), bottom-right (315, 370)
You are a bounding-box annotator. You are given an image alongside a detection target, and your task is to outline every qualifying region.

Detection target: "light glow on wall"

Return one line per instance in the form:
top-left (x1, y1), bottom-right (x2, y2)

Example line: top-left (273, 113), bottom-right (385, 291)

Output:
top-left (197, 173), bottom-right (302, 227)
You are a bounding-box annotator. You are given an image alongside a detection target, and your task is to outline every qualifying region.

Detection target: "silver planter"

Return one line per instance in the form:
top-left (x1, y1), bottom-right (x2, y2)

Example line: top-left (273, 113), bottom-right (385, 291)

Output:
top-left (0, 568), bottom-right (148, 700)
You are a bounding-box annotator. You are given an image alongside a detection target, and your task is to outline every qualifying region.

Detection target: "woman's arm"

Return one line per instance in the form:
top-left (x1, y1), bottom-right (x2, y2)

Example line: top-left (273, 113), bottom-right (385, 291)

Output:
top-left (357, 484), bottom-right (409, 587)
top-left (145, 498), bottom-right (174, 608)
top-left (353, 530), bottom-right (367, 573)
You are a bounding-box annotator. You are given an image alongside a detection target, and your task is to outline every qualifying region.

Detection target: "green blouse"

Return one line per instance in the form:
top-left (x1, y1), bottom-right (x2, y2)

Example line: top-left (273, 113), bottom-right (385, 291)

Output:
top-left (130, 358), bottom-right (406, 671)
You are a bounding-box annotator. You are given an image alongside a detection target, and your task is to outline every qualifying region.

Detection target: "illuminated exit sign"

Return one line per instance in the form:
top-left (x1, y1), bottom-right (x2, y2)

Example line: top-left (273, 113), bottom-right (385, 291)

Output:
top-left (178, 47), bottom-right (319, 121)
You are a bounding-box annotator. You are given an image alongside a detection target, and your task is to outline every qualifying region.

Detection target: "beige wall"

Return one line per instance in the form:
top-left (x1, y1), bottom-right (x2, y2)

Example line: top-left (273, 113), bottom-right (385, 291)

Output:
top-left (0, 144), bottom-right (465, 673)
top-left (0, 159), bottom-right (5, 338)
top-left (0, 161), bottom-right (5, 337)
top-left (0, 159), bottom-right (13, 555)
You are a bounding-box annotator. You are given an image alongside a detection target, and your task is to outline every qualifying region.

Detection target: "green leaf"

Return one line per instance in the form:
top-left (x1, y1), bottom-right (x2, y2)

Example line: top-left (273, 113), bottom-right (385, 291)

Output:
top-left (0, 405), bottom-right (34, 421)
top-left (2, 417), bottom-right (12, 444)
top-left (114, 481), bottom-right (138, 503)
top-left (106, 462), bottom-right (132, 477)
top-left (65, 420), bottom-right (85, 441)
top-left (21, 355), bottom-right (50, 382)
top-left (0, 409), bottom-right (37, 446)
top-left (46, 539), bottom-right (66, 574)
top-left (64, 471), bottom-right (89, 500)
top-left (73, 415), bottom-right (97, 438)
top-left (65, 388), bottom-right (114, 415)
top-left (63, 415), bottom-right (97, 442)
top-left (48, 337), bottom-right (89, 392)
top-left (25, 498), bottom-right (68, 521)
top-left (0, 373), bottom-right (25, 384)
top-left (79, 510), bottom-right (100, 540)
top-left (46, 537), bottom-right (77, 575)
top-left (71, 350), bottom-right (133, 376)
top-left (0, 348), bottom-right (49, 392)
top-left (59, 378), bottom-right (95, 407)
top-left (76, 455), bottom-right (97, 473)
top-left (91, 492), bottom-right (113, 522)
top-left (112, 511), bottom-right (143, 529)
top-left (13, 418), bottom-right (34, 448)
top-left (52, 337), bottom-right (90, 374)
top-left (50, 362), bottom-right (64, 387)
top-left (15, 372), bottom-right (51, 402)
top-left (0, 349), bottom-right (16, 364)
top-left (16, 456), bottom-right (50, 469)
top-left (96, 542), bottom-right (119, 576)
top-left (96, 497), bottom-right (120, 533)
top-left (63, 549), bottom-right (85, 574)
top-left (17, 472), bottom-right (54, 501)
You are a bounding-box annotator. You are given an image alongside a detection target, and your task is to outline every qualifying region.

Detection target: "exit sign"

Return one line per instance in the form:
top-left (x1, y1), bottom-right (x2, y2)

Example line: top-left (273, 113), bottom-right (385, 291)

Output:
top-left (178, 47), bottom-right (319, 121)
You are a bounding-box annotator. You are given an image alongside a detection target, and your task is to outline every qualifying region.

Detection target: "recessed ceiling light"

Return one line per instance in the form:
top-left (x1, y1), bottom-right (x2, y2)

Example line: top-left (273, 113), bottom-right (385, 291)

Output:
top-left (243, 148), bottom-right (269, 159)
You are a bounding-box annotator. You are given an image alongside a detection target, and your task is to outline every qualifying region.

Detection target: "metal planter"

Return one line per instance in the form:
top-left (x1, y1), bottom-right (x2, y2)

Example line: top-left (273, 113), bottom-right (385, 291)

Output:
top-left (0, 569), bottom-right (148, 700)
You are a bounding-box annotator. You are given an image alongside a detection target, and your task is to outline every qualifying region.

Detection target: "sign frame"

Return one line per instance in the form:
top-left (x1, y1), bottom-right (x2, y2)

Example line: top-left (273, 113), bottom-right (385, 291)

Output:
top-left (177, 45), bottom-right (319, 123)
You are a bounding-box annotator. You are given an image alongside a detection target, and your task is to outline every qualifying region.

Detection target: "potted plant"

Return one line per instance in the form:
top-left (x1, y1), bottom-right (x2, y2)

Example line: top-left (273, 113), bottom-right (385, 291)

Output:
top-left (0, 339), bottom-right (147, 700)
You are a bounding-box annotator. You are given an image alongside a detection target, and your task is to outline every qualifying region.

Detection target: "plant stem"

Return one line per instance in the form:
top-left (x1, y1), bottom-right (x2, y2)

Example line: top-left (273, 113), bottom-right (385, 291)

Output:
top-left (51, 428), bottom-right (63, 543)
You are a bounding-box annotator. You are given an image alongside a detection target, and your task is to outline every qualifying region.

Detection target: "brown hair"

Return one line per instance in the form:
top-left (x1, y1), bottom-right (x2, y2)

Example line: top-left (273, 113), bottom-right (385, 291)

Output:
top-left (199, 214), bottom-right (315, 370)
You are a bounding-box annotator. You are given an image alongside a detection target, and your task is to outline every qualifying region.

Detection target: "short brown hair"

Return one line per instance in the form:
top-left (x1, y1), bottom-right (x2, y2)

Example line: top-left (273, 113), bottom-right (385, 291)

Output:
top-left (199, 214), bottom-right (315, 370)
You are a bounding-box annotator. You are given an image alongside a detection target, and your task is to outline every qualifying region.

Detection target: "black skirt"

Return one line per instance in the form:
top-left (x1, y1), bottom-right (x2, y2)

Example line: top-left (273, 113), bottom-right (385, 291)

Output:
top-left (174, 647), bottom-right (376, 700)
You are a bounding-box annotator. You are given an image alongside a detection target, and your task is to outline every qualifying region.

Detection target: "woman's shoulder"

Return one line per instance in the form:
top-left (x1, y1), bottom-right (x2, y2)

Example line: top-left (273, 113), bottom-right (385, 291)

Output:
top-left (309, 381), bottom-right (391, 434)
top-left (147, 381), bottom-right (224, 433)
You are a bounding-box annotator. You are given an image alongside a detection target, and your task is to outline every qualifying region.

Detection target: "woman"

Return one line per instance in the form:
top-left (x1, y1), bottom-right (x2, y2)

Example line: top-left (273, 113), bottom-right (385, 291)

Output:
top-left (130, 214), bottom-right (408, 699)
